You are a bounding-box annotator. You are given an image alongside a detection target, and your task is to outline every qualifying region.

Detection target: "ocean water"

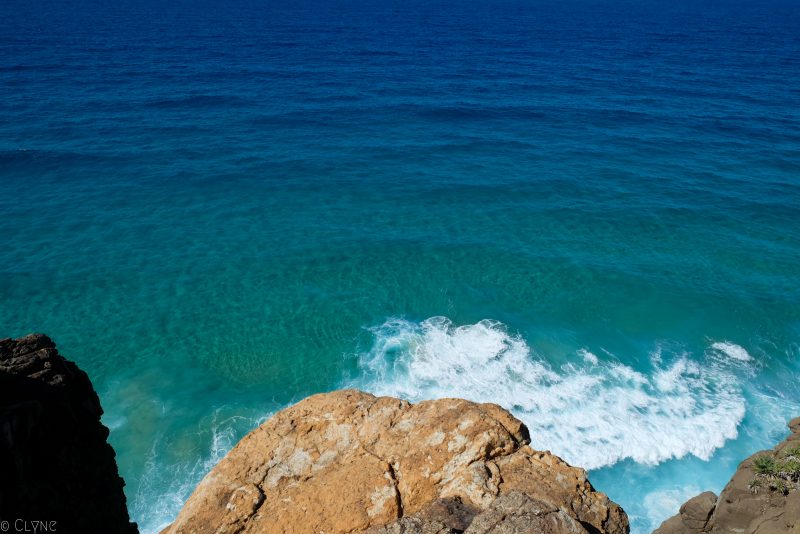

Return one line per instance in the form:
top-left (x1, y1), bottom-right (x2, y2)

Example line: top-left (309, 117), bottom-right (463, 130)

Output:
top-left (2, 0), bottom-right (800, 532)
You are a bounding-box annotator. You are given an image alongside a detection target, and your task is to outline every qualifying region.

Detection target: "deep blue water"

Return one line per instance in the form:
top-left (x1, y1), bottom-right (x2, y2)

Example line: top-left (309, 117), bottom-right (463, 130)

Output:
top-left (2, 0), bottom-right (800, 532)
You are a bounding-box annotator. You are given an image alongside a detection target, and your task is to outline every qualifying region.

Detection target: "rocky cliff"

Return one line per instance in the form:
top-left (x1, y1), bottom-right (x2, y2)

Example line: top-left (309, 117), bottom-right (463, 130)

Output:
top-left (162, 389), bottom-right (628, 534)
top-left (654, 417), bottom-right (800, 534)
top-left (0, 334), bottom-right (138, 534)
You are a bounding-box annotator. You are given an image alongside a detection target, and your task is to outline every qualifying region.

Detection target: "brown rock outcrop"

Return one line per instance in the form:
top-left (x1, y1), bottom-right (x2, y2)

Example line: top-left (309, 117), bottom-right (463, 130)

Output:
top-left (163, 389), bottom-right (628, 534)
top-left (0, 334), bottom-right (138, 534)
top-left (654, 416), bottom-right (800, 534)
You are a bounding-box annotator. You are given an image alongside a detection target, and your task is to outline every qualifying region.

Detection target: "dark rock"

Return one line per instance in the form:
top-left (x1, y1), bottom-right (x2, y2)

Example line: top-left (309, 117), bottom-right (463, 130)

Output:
top-left (465, 492), bottom-right (589, 534)
top-left (372, 492), bottom-right (590, 534)
top-left (415, 496), bottom-right (479, 531)
top-left (653, 417), bottom-right (800, 534)
top-left (368, 496), bottom-right (479, 534)
top-left (368, 517), bottom-right (454, 534)
top-left (0, 334), bottom-right (138, 534)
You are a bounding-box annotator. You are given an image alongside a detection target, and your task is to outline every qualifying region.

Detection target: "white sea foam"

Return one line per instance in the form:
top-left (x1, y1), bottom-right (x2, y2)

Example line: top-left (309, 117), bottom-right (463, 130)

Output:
top-left (135, 412), bottom-right (264, 534)
top-left (354, 316), bottom-right (748, 470)
top-left (643, 486), bottom-right (702, 528)
top-left (578, 348), bottom-right (599, 365)
top-left (710, 341), bottom-right (752, 362)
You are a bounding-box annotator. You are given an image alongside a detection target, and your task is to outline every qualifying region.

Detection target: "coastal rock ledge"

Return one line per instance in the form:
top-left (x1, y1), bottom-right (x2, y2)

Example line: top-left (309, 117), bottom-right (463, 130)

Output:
top-left (163, 389), bottom-right (628, 534)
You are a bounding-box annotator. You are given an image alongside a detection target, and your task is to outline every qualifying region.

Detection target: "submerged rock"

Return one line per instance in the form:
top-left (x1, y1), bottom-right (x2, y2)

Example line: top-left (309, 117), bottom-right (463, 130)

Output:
top-left (654, 416), bottom-right (800, 534)
top-left (0, 334), bottom-right (137, 534)
top-left (163, 389), bottom-right (628, 534)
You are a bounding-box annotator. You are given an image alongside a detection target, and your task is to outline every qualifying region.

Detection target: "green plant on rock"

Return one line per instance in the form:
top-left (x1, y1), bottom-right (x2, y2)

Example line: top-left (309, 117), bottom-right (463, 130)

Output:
top-left (778, 458), bottom-right (800, 480)
top-left (771, 479), bottom-right (789, 496)
top-left (753, 455), bottom-right (777, 475)
top-left (782, 445), bottom-right (800, 458)
top-left (749, 453), bottom-right (799, 495)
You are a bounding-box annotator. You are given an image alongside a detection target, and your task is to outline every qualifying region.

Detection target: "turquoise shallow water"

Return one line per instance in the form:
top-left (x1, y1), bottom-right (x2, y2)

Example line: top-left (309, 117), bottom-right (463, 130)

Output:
top-left (2, 0), bottom-right (800, 532)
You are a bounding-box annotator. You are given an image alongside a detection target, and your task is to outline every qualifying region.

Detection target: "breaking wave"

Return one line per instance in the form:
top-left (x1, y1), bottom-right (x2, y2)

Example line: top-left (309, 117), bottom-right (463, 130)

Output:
top-left (354, 316), bottom-right (749, 470)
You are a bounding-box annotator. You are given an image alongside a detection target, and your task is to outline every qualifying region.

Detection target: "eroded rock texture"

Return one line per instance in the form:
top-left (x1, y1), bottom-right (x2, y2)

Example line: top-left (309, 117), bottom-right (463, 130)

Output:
top-left (163, 389), bottom-right (628, 534)
top-left (0, 334), bottom-right (137, 534)
top-left (654, 416), bottom-right (800, 534)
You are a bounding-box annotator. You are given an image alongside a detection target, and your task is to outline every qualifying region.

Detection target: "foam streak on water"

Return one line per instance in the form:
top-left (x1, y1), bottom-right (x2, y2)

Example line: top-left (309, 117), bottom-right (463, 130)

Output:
top-left (710, 341), bottom-right (753, 362)
top-left (356, 316), bottom-right (747, 470)
top-left (131, 411), bottom-right (266, 534)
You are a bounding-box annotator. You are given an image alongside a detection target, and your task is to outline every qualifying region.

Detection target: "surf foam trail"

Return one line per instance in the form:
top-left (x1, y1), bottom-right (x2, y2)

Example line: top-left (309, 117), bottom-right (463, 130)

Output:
top-left (133, 411), bottom-right (264, 534)
top-left (354, 316), bottom-right (748, 470)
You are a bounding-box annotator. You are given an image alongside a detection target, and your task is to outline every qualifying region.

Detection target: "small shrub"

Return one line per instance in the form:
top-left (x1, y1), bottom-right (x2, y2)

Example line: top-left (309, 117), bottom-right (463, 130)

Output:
top-left (783, 446), bottom-right (800, 458)
top-left (778, 459), bottom-right (800, 478)
top-left (748, 478), bottom-right (762, 493)
top-left (753, 455), bottom-right (777, 475)
top-left (771, 479), bottom-right (789, 496)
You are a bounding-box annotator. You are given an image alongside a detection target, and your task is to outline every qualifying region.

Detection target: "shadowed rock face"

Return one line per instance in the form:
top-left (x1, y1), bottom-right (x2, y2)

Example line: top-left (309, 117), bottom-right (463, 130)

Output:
top-left (0, 334), bottom-right (138, 534)
top-left (163, 389), bottom-right (628, 534)
top-left (654, 417), bottom-right (800, 534)
top-left (370, 492), bottom-right (593, 534)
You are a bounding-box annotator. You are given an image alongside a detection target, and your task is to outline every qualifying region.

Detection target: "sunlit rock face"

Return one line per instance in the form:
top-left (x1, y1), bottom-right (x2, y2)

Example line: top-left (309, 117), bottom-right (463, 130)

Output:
top-left (162, 389), bottom-right (628, 534)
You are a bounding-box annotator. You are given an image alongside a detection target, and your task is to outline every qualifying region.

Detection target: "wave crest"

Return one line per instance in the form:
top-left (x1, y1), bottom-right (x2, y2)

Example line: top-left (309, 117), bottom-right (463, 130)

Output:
top-left (354, 316), bottom-right (747, 470)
